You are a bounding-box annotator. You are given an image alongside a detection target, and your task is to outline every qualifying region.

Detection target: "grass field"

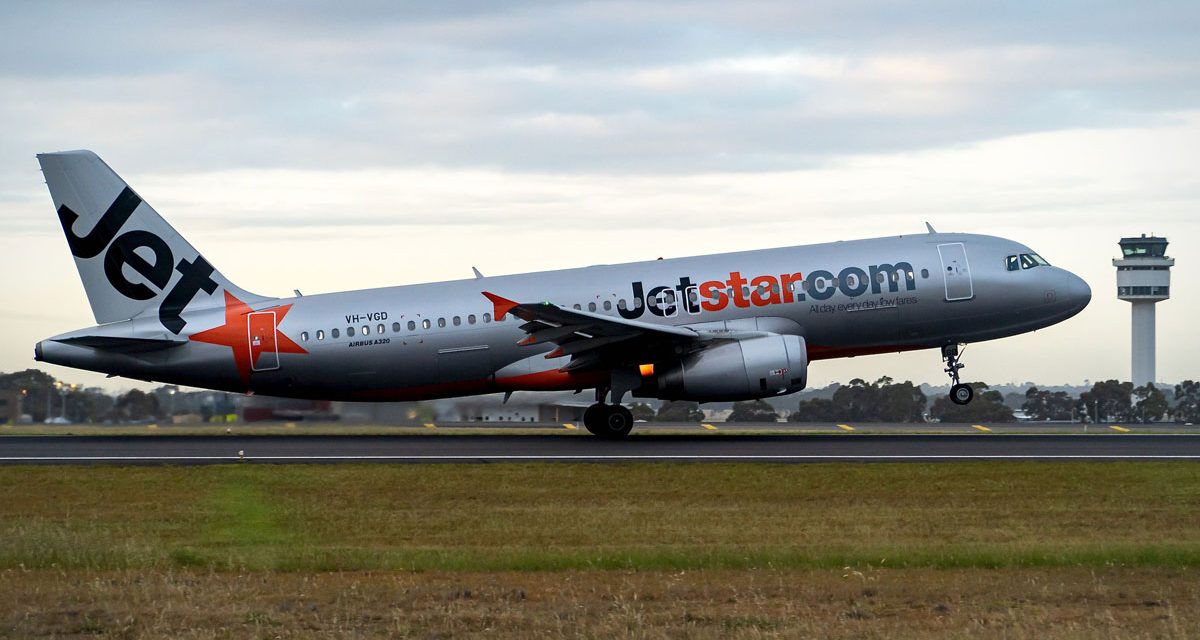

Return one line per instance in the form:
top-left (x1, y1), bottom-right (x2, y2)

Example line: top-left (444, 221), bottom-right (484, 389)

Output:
top-left (2, 462), bottom-right (1198, 637)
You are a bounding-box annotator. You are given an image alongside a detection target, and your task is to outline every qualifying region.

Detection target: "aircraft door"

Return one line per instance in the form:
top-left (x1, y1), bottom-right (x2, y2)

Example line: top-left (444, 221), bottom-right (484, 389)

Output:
top-left (247, 311), bottom-right (280, 371)
top-left (937, 243), bottom-right (974, 301)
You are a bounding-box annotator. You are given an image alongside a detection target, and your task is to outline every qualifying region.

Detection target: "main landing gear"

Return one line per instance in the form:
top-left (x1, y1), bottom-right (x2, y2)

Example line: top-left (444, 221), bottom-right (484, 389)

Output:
top-left (942, 344), bottom-right (973, 405)
top-left (583, 403), bottom-right (634, 438)
top-left (583, 385), bottom-right (635, 438)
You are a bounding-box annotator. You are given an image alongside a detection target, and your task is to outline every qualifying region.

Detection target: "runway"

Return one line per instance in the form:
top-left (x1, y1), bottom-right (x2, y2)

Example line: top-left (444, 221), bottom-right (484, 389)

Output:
top-left (2, 434), bottom-right (1199, 464)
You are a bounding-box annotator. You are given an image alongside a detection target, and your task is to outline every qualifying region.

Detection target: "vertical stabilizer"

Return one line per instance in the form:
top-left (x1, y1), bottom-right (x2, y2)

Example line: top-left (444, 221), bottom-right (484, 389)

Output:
top-left (37, 150), bottom-right (268, 334)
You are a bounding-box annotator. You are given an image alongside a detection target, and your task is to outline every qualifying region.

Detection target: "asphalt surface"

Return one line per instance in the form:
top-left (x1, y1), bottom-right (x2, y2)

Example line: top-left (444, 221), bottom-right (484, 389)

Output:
top-left (2, 433), bottom-right (1199, 464)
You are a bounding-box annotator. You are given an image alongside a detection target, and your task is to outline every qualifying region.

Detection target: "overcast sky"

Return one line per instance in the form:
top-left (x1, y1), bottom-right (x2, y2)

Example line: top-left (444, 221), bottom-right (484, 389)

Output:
top-left (2, 1), bottom-right (1198, 393)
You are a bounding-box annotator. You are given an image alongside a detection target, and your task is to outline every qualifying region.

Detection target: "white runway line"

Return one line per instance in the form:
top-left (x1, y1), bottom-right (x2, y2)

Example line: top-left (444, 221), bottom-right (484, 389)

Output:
top-left (3, 455), bottom-right (1200, 462)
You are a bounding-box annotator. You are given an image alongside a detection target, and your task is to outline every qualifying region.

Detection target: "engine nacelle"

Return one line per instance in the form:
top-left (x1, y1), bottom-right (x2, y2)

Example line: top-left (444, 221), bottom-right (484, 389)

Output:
top-left (650, 334), bottom-right (808, 402)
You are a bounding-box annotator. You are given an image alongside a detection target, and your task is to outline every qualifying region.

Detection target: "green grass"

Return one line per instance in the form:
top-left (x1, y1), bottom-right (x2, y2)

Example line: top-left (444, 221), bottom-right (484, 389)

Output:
top-left (1, 463), bottom-right (1197, 571)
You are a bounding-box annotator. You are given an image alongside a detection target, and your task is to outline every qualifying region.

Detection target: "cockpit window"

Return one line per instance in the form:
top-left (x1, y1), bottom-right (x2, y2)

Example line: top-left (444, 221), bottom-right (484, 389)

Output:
top-left (1019, 253), bottom-right (1049, 269)
top-left (1005, 255), bottom-right (1020, 271)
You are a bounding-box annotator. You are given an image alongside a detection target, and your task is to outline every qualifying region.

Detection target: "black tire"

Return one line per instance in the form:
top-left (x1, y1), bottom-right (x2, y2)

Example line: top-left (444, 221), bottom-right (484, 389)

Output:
top-left (583, 404), bottom-right (634, 438)
top-left (583, 403), bottom-right (605, 434)
top-left (950, 383), bottom-right (974, 405)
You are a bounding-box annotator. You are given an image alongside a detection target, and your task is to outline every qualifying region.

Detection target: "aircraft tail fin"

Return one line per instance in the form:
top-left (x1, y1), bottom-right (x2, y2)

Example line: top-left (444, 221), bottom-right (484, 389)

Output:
top-left (37, 150), bottom-right (268, 334)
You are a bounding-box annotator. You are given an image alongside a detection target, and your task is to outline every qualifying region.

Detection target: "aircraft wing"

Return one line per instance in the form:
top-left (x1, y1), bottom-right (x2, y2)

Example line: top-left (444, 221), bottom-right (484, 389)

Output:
top-left (482, 291), bottom-right (701, 372)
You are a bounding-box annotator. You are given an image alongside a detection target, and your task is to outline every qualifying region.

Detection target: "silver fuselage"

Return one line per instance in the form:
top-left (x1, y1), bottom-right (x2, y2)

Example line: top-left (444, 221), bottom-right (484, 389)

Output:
top-left (38, 232), bottom-right (1090, 401)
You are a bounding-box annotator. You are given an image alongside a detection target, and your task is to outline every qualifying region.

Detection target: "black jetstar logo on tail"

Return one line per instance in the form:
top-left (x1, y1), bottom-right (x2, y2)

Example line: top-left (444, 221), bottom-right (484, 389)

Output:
top-left (58, 187), bottom-right (218, 334)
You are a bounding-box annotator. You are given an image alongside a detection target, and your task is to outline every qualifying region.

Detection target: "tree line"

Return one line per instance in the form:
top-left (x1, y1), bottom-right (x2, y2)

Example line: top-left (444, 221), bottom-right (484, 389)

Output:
top-left (5, 368), bottom-right (1199, 424)
top-left (634, 377), bottom-right (1200, 424)
top-left (1, 369), bottom-right (239, 424)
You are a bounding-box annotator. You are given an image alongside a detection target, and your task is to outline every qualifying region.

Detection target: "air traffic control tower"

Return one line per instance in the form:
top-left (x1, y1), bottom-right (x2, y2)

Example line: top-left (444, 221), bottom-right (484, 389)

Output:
top-left (1113, 235), bottom-right (1173, 387)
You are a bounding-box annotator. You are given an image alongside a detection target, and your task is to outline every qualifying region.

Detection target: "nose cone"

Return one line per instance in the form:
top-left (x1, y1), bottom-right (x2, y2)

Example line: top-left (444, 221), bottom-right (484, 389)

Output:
top-left (1061, 270), bottom-right (1091, 315)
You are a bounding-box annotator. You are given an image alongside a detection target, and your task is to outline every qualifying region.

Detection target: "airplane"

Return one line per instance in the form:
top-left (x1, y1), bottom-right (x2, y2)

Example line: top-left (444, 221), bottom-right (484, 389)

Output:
top-left (33, 150), bottom-right (1091, 437)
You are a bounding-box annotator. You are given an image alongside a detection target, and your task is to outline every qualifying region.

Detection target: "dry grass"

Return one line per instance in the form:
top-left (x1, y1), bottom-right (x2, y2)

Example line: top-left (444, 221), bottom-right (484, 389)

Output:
top-left (1, 567), bottom-right (1196, 638)
top-left (2, 463), bottom-right (1198, 637)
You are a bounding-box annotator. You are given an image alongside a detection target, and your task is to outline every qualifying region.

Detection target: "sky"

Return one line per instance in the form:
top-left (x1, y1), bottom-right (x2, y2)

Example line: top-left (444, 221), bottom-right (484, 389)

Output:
top-left (1, 1), bottom-right (1199, 394)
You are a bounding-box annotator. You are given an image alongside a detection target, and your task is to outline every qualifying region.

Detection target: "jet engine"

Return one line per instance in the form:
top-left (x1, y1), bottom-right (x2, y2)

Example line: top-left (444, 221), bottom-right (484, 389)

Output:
top-left (650, 334), bottom-right (808, 402)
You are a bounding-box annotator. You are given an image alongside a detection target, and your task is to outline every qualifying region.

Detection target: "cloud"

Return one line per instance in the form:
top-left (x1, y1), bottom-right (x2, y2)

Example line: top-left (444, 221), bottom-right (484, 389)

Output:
top-left (2, 1), bottom-right (1198, 176)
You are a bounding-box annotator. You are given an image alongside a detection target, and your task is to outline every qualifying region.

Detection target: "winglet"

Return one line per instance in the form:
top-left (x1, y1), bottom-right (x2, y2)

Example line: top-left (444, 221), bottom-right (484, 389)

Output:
top-left (472, 266), bottom-right (484, 279)
top-left (925, 221), bottom-right (937, 234)
top-left (482, 291), bottom-right (519, 320)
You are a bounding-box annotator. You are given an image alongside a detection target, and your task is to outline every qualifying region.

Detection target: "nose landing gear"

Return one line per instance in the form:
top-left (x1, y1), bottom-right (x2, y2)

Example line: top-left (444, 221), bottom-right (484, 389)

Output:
top-left (942, 344), bottom-right (973, 405)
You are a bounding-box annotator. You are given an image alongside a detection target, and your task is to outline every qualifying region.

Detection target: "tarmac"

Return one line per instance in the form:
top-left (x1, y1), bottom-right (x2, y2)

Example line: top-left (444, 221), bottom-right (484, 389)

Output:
top-left (2, 430), bottom-right (1199, 464)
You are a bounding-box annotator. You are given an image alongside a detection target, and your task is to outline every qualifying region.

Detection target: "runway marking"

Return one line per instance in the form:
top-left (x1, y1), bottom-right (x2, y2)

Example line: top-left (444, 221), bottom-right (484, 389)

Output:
top-left (702, 424), bottom-right (718, 430)
top-left (1110, 425), bottom-right (1130, 433)
top-left (563, 423), bottom-right (577, 430)
top-left (4, 455), bottom-right (1200, 462)
top-left (424, 423), bottom-right (437, 429)
top-left (972, 425), bottom-right (992, 432)
top-left (837, 424), bottom-right (855, 432)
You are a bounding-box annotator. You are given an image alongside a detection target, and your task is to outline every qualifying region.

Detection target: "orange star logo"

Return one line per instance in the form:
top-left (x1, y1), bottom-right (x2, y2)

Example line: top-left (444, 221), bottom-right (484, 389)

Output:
top-left (189, 291), bottom-right (307, 385)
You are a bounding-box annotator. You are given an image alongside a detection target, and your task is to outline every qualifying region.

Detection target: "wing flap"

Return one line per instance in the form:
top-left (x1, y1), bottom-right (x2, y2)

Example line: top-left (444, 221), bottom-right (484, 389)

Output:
top-left (482, 291), bottom-right (700, 371)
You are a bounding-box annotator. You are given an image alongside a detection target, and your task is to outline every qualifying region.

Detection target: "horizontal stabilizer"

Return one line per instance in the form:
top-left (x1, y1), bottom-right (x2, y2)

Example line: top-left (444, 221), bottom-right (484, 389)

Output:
top-left (54, 335), bottom-right (187, 354)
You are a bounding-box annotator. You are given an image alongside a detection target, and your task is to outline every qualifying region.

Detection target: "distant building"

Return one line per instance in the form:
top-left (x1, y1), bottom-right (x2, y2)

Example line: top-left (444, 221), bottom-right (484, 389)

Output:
top-left (1114, 235), bottom-right (1173, 387)
top-left (438, 400), bottom-right (589, 424)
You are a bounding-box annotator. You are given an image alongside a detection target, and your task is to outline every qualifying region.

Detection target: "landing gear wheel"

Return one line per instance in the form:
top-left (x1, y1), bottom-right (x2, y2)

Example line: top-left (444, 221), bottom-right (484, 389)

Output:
top-left (583, 403), bottom-right (634, 438)
top-left (950, 383), bottom-right (974, 405)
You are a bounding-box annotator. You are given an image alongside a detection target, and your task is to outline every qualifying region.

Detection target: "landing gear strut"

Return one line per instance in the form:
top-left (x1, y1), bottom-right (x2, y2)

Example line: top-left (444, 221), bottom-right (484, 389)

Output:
top-left (583, 385), bottom-right (635, 438)
top-left (942, 344), bottom-right (973, 405)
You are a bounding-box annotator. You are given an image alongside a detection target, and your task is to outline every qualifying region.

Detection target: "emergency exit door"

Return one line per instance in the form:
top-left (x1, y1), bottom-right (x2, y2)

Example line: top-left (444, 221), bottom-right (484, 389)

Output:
top-left (247, 311), bottom-right (280, 371)
top-left (937, 242), bottom-right (974, 301)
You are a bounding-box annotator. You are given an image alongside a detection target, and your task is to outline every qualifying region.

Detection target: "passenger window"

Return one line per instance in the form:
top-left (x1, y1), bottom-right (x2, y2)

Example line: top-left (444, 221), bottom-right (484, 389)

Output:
top-left (921, 268), bottom-right (929, 279)
top-left (468, 314), bottom-right (476, 325)
top-left (483, 312), bottom-right (492, 323)
top-left (438, 318), bottom-right (446, 328)
top-left (422, 319), bottom-right (431, 330)
top-left (301, 331), bottom-right (309, 342)
top-left (316, 330), bottom-right (325, 340)
top-left (408, 320), bottom-right (416, 331)
top-left (392, 322), bottom-right (401, 333)
top-left (378, 323), bottom-right (385, 334)
top-left (332, 328), bottom-right (340, 339)
top-left (603, 300), bottom-right (612, 311)
top-left (362, 325), bottom-right (370, 336)
top-left (347, 326), bottom-right (355, 337)
top-left (1006, 255), bottom-right (1020, 271)
top-left (573, 304), bottom-right (581, 310)
top-left (453, 316), bottom-right (461, 326)
top-left (588, 302), bottom-right (597, 312)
